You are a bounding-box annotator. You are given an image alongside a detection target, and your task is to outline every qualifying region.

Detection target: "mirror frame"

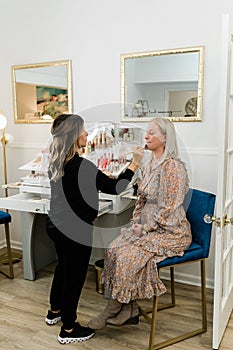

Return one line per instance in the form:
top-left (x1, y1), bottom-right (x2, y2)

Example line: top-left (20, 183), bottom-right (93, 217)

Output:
top-left (120, 46), bottom-right (204, 122)
top-left (12, 59), bottom-right (73, 124)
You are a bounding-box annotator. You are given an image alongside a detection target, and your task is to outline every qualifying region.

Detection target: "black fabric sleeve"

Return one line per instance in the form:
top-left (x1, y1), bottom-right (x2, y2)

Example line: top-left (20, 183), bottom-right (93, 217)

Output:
top-left (96, 168), bottom-right (134, 195)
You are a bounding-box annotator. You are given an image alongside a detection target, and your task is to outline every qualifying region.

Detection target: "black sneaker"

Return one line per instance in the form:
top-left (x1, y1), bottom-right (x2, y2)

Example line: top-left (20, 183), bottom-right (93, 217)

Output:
top-left (45, 310), bottom-right (61, 325)
top-left (58, 322), bottom-right (95, 344)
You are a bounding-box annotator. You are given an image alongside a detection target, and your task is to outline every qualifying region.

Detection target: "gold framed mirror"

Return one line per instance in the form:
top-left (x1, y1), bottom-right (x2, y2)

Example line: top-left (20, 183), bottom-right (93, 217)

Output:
top-left (120, 46), bottom-right (204, 122)
top-left (12, 60), bottom-right (73, 124)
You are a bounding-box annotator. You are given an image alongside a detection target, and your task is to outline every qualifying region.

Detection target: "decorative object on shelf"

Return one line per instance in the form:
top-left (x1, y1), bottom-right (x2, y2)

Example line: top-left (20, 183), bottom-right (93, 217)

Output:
top-left (132, 100), bottom-right (149, 118)
top-left (157, 110), bottom-right (182, 117)
top-left (120, 46), bottom-right (204, 122)
top-left (185, 97), bottom-right (198, 116)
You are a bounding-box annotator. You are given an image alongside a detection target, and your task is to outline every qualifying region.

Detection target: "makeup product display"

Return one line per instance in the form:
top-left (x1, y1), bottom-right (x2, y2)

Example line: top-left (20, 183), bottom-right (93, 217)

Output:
top-left (83, 122), bottom-right (144, 177)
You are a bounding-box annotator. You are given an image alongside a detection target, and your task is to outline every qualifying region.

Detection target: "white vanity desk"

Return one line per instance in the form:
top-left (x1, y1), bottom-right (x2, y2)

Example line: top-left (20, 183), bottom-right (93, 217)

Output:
top-left (0, 181), bottom-right (136, 281)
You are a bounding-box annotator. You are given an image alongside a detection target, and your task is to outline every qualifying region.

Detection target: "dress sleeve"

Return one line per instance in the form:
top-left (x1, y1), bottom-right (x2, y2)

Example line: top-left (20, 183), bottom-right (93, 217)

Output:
top-left (131, 194), bottom-right (145, 224)
top-left (145, 159), bottom-right (189, 232)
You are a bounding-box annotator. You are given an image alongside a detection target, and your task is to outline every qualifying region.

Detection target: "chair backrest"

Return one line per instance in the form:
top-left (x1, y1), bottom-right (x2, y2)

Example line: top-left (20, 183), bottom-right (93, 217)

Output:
top-left (0, 211), bottom-right (11, 224)
top-left (183, 188), bottom-right (216, 258)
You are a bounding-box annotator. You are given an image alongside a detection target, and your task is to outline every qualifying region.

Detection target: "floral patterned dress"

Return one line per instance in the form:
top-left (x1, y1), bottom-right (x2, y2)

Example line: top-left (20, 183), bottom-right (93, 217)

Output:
top-left (102, 157), bottom-right (192, 303)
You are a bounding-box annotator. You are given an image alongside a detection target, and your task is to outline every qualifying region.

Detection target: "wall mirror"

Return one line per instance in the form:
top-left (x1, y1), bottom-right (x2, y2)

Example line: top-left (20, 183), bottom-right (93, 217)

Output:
top-left (120, 46), bottom-right (204, 122)
top-left (12, 60), bottom-right (73, 124)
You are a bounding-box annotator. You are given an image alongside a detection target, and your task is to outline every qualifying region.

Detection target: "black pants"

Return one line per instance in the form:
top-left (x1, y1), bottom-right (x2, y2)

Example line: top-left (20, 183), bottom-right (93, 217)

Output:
top-left (46, 222), bottom-right (92, 329)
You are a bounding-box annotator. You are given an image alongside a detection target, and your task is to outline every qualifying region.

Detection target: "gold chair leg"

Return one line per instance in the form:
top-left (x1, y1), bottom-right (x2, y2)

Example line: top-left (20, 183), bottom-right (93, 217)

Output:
top-left (170, 266), bottom-right (175, 305)
top-left (149, 295), bottom-right (159, 350)
top-left (157, 266), bottom-right (176, 311)
top-left (0, 222), bottom-right (14, 279)
top-left (148, 260), bottom-right (207, 350)
top-left (201, 259), bottom-right (207, 331)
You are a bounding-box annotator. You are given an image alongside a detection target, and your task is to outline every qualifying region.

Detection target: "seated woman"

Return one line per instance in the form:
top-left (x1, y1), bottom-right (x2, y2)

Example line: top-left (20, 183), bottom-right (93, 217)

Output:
top-left (88, 117), bottom-right (192, 329)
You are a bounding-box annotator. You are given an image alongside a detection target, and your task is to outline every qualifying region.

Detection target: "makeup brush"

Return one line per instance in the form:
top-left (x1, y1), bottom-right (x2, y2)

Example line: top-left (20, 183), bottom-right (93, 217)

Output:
top-left (124, 145), bottom-right (148, 156)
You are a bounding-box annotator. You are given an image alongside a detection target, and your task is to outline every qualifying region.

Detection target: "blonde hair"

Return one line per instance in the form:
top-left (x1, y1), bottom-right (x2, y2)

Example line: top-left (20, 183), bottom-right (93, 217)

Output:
top-left (49, 114), bottom-right (84, 181)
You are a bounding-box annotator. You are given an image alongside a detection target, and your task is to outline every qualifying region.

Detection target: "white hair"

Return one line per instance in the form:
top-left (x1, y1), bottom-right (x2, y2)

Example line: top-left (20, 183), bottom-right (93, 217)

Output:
top-left (142, 117), bottom-right (179, 169)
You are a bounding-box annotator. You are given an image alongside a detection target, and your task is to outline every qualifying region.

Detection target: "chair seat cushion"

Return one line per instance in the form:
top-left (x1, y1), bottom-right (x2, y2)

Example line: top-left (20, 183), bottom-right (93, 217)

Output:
top-left (0, 211), bottom-right (11, 224)
top-left (158, 242), bottom-right (203, 269)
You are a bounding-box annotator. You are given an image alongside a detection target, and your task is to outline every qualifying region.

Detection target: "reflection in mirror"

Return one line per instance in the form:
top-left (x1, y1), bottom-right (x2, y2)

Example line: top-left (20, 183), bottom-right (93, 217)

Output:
top-left (120, 46), bottom-right (204, 122)
top-left (12, 60), bottom-right (73, 123)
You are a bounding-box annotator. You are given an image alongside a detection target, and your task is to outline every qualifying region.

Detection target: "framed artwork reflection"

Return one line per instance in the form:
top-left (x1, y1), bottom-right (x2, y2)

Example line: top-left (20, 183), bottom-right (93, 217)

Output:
top-left (36, 86), bottom-right (69, 118)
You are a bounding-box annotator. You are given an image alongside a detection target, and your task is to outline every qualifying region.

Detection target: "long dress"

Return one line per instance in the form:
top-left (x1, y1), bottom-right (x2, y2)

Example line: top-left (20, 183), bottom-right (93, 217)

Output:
top-left (101, 157), bottom-right (192, 303)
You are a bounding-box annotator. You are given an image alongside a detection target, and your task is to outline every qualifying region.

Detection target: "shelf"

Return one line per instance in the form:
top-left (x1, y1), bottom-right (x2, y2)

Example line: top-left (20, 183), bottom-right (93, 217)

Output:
top-left (19, 154), bottom-right (49, 172)
top-left (134, 80), bottom-right (198, 85)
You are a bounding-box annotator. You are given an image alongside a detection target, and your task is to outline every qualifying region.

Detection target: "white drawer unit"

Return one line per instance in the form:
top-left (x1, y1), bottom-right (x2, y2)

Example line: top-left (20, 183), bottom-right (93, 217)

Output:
top-left (99, 184), bottom-right (136, 214)
top-left (98, 199), bottom-right (113, 216)
top-left (0, 192), bottom-right (112, 216)
top-left (0, 189), bottom-right (115, 281)
top-left (0, 192), bottom-right (50, 214)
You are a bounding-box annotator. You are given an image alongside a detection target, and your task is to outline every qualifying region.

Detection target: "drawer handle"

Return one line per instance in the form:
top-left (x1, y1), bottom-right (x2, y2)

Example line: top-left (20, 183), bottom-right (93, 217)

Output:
top-left (35, 208), bottom-right (40, 212)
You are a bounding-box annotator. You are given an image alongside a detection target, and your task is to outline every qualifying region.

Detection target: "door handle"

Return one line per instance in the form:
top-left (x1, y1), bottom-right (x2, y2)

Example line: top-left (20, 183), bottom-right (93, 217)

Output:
top-left (204, 214), bottom-right (233, 227)
top-left (203, 214), bottom-right (221, 227)
top-left (222, 214), bottom-right (233, 227)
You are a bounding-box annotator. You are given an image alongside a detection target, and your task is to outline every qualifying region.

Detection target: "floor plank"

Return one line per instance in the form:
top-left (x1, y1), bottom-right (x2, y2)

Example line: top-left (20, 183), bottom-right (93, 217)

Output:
top-left (0, 254), bottom-right (232, 349)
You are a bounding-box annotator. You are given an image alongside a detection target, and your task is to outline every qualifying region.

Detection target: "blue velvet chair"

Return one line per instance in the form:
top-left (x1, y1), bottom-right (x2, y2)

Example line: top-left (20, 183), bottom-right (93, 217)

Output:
top-left (0, 211), bottom-right (14, 278)
top-left (139, 188), bottom-right (216, 350)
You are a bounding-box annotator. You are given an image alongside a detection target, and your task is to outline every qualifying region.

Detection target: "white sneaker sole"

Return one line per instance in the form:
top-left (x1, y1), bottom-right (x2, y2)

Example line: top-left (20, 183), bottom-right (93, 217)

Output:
top-left (45, 316), bottom-right (61, 325)
top-left (58, 332), bottom-right (94, 344)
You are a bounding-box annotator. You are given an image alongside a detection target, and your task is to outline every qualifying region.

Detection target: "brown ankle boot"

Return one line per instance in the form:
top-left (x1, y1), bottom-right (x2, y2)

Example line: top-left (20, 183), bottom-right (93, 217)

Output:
top-left (88, 297), bottom-right (122, 330)
top-left (107, 300), bottom-right (139, 326)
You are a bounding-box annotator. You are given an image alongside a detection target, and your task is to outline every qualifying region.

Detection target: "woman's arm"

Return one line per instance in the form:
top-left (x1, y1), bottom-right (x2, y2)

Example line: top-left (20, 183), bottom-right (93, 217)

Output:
top-left (96, 167), bottom-right (134, 195)
top-left (96, 147), bottom-right (144, 195)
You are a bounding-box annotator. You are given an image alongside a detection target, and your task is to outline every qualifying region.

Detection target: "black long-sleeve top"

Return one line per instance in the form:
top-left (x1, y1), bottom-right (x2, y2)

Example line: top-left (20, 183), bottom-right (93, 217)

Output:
top-left (48, 154), bottom-right (134, 229)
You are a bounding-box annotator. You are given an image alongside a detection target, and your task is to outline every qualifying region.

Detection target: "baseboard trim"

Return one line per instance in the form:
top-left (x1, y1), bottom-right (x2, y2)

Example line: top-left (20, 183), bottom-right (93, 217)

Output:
top-left (160, 269), bottom-right (214, 289)
top-left (0, 240), bottom-right (214, 289)
top-left (0, 240), bottom-right (22, 251)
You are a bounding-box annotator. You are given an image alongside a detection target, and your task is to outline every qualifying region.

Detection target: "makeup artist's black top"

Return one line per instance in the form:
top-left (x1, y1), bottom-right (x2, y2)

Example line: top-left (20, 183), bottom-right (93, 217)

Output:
top-left (48, 154), bottom-right (134, 228)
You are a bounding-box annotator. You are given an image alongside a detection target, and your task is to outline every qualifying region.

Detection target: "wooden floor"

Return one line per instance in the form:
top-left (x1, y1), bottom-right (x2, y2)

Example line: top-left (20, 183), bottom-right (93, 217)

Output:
top-left (0, 253), bottom-right (232, 350)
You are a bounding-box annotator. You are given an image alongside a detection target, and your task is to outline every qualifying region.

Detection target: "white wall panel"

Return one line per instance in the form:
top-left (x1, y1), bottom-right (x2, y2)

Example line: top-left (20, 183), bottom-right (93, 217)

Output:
top-left (0, 0), bottom-right (231, 286)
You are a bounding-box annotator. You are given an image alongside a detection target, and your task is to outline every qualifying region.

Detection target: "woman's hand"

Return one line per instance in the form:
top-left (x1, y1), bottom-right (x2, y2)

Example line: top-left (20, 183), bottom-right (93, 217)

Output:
top-left (127, 146), bottom-right (145, 172)
top-left (132, 223), bottom-right (143, 236)
top-left (132, 147), bottom-right (144, 167)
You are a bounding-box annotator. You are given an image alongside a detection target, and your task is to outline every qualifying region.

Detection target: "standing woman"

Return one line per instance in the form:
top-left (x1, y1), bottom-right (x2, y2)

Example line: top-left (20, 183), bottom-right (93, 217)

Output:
top-left (45, 114), bottom-right (144, 344)
top-left (88, 117), bottom-right (192, 330)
